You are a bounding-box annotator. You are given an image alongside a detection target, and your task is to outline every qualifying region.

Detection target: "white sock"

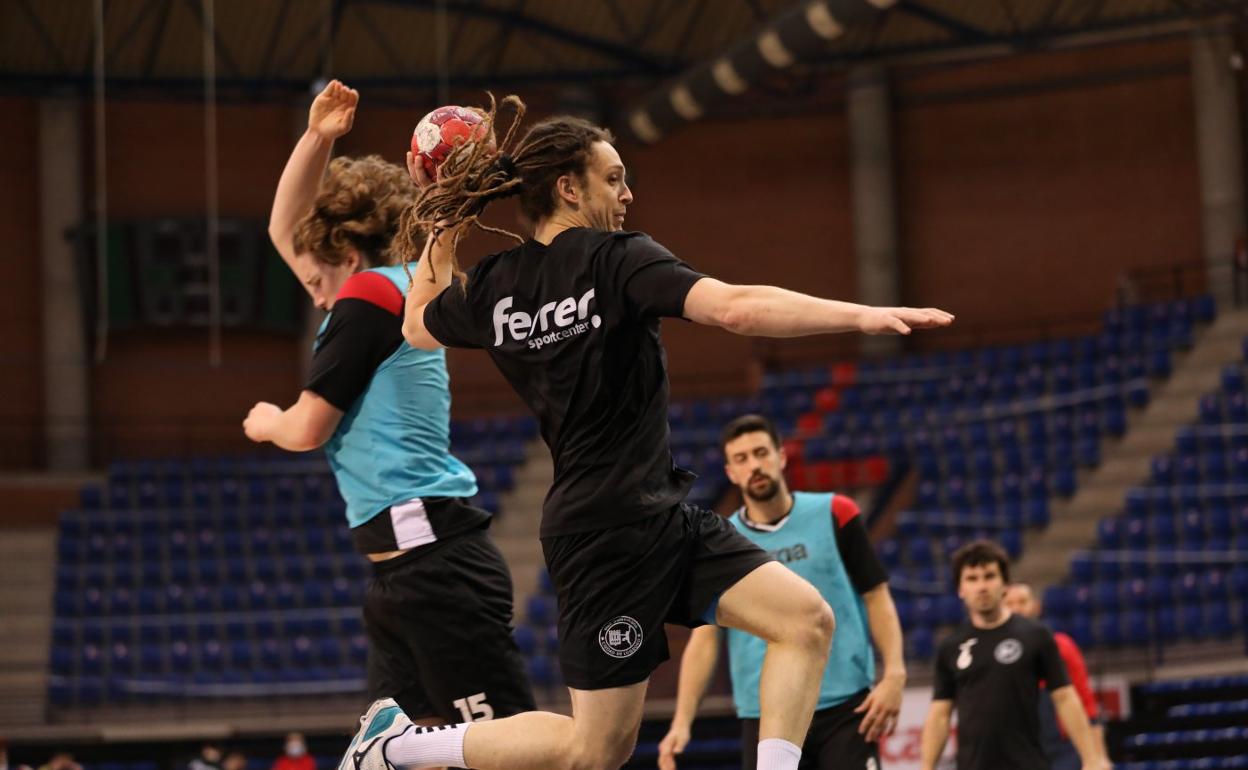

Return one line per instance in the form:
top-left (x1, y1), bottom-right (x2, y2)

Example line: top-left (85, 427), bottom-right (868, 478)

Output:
top-left (756, 737), bottom-right (802, 770)
top-left (383, 723), bottom-right (469, 769)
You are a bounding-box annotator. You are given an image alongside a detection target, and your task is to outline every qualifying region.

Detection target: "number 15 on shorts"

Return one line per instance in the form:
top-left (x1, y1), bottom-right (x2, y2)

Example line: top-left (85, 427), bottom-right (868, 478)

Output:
top-left (453, 692), bottom-right (494, 722)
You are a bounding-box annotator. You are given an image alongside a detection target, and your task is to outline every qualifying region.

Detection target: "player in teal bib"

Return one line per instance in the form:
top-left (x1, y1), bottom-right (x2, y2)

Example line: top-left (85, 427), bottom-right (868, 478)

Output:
top-left (242, 81), bottom-right (534, 730)
top-left (660, 415), bottom-right (907, 770)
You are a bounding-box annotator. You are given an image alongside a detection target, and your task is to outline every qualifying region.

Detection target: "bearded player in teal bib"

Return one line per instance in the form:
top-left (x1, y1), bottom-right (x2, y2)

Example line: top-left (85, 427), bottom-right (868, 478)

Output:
top-left (660, 415), bottom-right (907, 770)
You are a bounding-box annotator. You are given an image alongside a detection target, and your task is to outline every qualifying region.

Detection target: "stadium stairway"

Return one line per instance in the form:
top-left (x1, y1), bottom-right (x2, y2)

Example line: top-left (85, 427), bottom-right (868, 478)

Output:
top-left (0, 527), bottom-right (57, 726)
top-left (1014, 307), bottom-right (1248, 589)
top-left (491, 442), bottom-right (551, 619)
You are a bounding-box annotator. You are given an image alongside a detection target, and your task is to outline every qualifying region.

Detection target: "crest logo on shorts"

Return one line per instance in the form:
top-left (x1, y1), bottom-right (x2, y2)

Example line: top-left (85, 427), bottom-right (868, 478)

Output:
top-left (994, 639), bottom-right (1023, 665)
top-left (598, 616), bottom-right (643, 658)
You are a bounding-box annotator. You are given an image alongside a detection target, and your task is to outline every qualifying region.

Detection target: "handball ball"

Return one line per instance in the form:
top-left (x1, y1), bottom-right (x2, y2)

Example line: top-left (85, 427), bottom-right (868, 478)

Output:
top-left (411, 106), bottom-right (489, 179)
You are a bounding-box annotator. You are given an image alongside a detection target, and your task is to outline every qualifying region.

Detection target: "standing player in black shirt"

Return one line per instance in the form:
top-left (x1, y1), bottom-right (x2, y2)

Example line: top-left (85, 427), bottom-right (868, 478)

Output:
top-left (919, 541), bottom-right (1099, 770)
top-left (338, 104), bottom-right (952, 770)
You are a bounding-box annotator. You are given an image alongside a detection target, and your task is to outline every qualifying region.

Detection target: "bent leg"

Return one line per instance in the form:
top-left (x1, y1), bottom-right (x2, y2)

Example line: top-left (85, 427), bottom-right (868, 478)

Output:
top-left (384, 681), bottom-right (649, 770)
top-left (715, 562), bottom-right (834, 747)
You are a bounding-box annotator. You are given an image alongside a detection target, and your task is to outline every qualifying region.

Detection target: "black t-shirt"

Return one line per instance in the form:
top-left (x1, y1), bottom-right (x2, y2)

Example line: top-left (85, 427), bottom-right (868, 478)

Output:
top-left (933, 614), bottom-right (1071, 770)
top-left (423, 228), bottom-right (706, 537)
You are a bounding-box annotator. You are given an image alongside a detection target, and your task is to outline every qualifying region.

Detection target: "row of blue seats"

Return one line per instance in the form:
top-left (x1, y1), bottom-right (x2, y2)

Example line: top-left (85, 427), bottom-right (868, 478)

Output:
top-left (1050, 571), bottom-right (1247, 609)
top-left (1124, 487), bottom-right (1248, 518)
top-left (1071, 552), bottom-right (1246, 582)
top-left (883, 531), bottom-right (1026, 571)
top-left (895, 510), bottom-right (1031, 538)
top-left (54, 578), bottom-right (365, 617)
top-left (758, 298), bottom-right (1211, 393)
top-left (919, 473), bottom-right (1073, 507)
top-left (63, 491), bottom-right (504, 537)
top-left (1168, 700), bottom-right (1248, 718)
top-left (85, 464), bottom-right (518, 512)
top-left (772, 379), bottom-right (1149, 433)
top-left (917, 446), bottom-right (1117, 485)
top-left (52, 613), bottom-right (365, 646)
top-left (52, 634), bottom-right (370, 676)
top-left (1125, 727), bottom-right (1248, 749)
top-left (1052, 602), bottom-right (1244, 648)
top-left (56, 558), bottom-right (369, 591)
top-left (1174, 424), bottom-right (1248, 456)
top-left (48, 669), bottom-right (368, 705)
top-left (1151, 452), bottom-right (1248, 485)
top-left (102, 434), bottom-right (526, 476)
top-left (64, 502), bottom-right (348, 534)
top-left (1120, 757), bottom-right (1248, 770)
top-left (1096, 514), bottom-right (1248, 550)
top-left (58, 529), bottom-right (359, 566)
top-left (1198, 393), bottom-right (1248, 424)
top-left (1141, 674), bottom-right (1248, 695)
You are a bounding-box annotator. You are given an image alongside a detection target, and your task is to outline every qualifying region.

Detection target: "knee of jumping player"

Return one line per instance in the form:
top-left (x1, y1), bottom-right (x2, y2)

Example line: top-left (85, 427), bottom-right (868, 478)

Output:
top-left (794, 591), bottom-right (835, 655)
top-left (561, 727), bottom-right (639, 770)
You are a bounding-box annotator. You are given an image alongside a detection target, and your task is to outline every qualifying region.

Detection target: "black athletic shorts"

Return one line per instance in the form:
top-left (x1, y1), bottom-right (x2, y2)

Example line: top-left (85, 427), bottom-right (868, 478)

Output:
top-left (741, 689), bottom-right (880, 770)
top-left (364, 523), bottom-right (536, 723)
top-left (541, 503), bottom-right (773, 691)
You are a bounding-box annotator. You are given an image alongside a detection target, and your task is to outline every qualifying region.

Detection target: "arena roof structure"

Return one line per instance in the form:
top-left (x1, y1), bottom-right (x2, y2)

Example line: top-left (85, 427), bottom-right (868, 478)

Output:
top-left (1, 0), bottom-right (1244, 96)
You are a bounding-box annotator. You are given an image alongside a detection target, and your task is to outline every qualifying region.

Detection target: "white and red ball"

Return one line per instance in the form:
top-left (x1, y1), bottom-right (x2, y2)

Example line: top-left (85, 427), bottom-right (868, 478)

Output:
top-left (411, 106), bottom-right (489, 179)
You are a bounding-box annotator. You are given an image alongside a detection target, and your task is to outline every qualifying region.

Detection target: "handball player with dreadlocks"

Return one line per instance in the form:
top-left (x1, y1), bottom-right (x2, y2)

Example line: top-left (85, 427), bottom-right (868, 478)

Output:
top-left (338, 95), bottom-right (953, 770)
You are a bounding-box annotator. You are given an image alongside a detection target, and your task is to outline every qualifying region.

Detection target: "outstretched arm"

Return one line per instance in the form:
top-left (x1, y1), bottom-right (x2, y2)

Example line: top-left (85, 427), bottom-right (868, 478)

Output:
top-left (268, 79), bottom-right (359, 281)
top-left (683, 278), bottom-right (953, 337)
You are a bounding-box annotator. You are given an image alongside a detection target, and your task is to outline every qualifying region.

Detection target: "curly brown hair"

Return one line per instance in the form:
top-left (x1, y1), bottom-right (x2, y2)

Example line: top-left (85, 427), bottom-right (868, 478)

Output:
top-left (391, 94), bottom-right (615, 286)
top-left (293, 155), bottom-right (419, 268)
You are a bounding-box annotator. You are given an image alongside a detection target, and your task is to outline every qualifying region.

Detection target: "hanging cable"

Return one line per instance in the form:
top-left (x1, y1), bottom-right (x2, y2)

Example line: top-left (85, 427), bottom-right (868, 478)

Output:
top-left (203, 0), bottom-right (221, 367)
top-left (436, 0), bottom-right (450, 105)
top-left (92, 0), bottom-right (108, 363)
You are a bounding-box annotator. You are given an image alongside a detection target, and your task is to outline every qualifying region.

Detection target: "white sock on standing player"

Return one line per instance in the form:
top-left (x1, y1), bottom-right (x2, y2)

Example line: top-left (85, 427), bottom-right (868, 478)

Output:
top-left (756, 738), bottom-right (802, 770)
top-left (383, 723), bottom-right (469, 769)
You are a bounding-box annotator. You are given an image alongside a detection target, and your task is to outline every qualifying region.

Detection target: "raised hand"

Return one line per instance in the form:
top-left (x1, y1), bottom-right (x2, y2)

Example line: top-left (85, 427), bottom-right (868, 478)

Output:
top-left (308, 79), bottom-right (359, 140)
top-left (406, 150), bottom-right (434, 190)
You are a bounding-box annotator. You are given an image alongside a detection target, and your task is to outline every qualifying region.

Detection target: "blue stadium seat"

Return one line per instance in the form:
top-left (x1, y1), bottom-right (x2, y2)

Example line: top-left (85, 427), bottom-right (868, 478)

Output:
top-left (527, 595), bottom-right (556, 626)
top-left (514, 625), bottom-right (537, 656)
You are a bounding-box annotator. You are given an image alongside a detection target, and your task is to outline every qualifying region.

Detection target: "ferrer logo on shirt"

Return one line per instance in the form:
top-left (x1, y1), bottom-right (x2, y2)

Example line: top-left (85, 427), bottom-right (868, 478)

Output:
top-left (492, 289), bottom-right (601, 350)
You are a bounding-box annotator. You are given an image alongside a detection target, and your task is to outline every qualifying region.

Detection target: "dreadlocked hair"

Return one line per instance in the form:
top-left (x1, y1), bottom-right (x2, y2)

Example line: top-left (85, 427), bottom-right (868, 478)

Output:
top-left (394, 94), bottom-right (616, 288)
top-left (294, 155), bottom-right (419, 269)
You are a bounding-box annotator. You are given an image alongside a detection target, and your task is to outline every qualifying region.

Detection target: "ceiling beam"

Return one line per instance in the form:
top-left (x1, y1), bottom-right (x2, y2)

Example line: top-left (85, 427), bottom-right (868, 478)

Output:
top-left (142, 0), bottom-right (175, 77)
top-left (183, 0), bottom-right (241, 76)
top-left (364, 0), bottom-right (673, 73)
top-left (672, 0), bottom-right (711, 64)
top-left (487, 0), bottom-right (529, 76)
top-left (16, 0), bottom-right (70, 71)
top-left (897, 0), bottom-right (993, 41)
top-left (353, 3), bottom-right (410, 77)
top-left (315, 0), bottom-right (352, 77)
top-left (258, 0), bottom-right (294, 77)
top-left (106, 0), bottom-right (163, 63)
